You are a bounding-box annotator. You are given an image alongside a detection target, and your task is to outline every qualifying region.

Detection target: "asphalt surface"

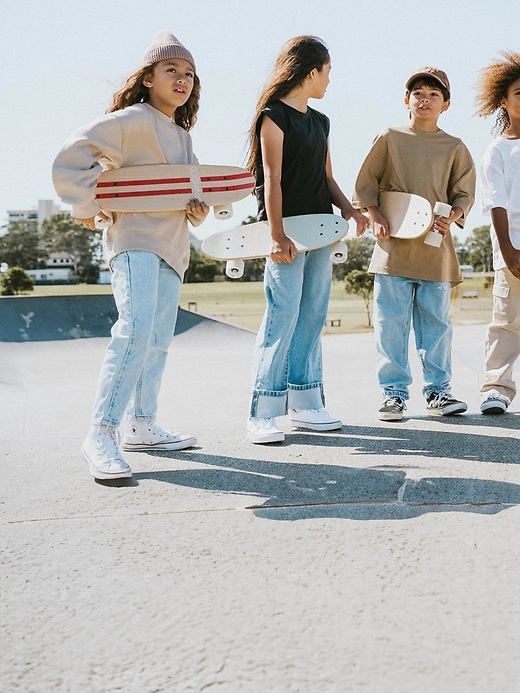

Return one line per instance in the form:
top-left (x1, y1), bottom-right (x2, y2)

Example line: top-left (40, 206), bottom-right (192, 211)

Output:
top-left (2, 308), bottom-right (520, 692)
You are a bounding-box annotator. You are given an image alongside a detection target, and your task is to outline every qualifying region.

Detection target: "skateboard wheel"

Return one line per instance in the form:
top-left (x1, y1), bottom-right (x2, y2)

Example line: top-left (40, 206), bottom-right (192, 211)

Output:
top-left (330, 241), bottom-right (348, 264)
top-left (95, 216), bottom-right (111, 229)
top-left (214, 204), bottom-right (233, 220)
top-left (226, 259), bottom-right (244, 279)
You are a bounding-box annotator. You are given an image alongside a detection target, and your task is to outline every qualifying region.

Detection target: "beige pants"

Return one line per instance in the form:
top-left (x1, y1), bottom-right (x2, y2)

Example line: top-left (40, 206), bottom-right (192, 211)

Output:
top-left (481, 267), bottom-right (520, 403)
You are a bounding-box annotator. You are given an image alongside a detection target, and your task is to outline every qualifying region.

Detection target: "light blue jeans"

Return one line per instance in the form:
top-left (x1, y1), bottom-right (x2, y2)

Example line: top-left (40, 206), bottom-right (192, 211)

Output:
top-left (373, 274), bottom-right (453, 400)
top-left (92, 250), bottom-right (181, 427)
top-left (250, 246), bottom-right (332, 418)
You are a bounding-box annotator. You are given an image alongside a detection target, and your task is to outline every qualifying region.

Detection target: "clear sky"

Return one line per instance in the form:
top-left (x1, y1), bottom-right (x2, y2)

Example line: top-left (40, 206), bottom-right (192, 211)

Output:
top-left (1, 0), bottom-right (519, 241)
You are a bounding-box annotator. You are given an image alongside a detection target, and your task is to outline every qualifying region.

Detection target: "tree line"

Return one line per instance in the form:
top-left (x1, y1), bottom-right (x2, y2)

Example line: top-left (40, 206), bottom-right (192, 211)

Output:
top-left (0, 212), bottom-right (493, 297)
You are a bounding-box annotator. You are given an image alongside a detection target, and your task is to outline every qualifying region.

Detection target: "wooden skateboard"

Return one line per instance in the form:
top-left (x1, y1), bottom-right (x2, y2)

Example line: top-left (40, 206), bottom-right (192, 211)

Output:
top-left (375, 192), bottom-right (452, 247)
top-left (95, 164), bottom-right (255, 219)
top-left (376, 191), bottom-right (433, 238)
top-left (201, 213), bottom-right (349, 278)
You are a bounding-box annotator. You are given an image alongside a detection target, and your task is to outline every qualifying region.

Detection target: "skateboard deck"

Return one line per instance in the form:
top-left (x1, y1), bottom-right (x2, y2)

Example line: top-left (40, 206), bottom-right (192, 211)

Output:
top-left (202, 214), bottom-right (348, 260)
top-left (377, 191), bottom-right (433, 238)
top-left (95, 164), bottom-right (255, 217)
top-left (202, 213), bottom-right (349, 278)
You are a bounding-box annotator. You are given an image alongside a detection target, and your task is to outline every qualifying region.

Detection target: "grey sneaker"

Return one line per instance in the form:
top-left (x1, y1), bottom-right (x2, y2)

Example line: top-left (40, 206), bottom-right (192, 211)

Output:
top-left (481, 394), bottom-right (510, 414)
top-left (123, 420), bottom-right (196, 451)
top-left (247, 417), bottom-right (284, 444)
top-left (81, 425), bottom-right (132, 480)
top-left (378, 396), bottom-right (406, 421)
top-left (426, 392), bottom-right (467, 416)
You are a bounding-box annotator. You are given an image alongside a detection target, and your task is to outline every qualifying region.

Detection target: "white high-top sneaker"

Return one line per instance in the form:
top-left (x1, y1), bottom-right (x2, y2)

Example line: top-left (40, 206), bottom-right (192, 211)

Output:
top-left (81, 425), bottom-right (132, 479)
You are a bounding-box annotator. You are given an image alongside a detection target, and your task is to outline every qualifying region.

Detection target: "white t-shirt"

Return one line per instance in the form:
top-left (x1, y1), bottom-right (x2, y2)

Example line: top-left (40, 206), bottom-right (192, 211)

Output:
top-left (480, 136), bottom-right (520, 271)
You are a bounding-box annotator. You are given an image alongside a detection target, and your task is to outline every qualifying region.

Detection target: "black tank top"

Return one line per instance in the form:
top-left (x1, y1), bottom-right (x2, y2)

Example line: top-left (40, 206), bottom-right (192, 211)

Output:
top-left (254, 100), bottom-right (333, 221)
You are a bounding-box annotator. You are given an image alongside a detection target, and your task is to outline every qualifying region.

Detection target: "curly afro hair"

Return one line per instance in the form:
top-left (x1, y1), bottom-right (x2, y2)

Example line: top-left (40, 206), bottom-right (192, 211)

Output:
top-left (476, 51), bottom-right (520, 135)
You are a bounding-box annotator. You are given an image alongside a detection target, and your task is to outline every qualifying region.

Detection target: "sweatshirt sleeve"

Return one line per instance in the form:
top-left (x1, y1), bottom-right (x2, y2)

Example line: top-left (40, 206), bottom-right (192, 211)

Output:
top-left (52, 114), bottom-right (125, 219)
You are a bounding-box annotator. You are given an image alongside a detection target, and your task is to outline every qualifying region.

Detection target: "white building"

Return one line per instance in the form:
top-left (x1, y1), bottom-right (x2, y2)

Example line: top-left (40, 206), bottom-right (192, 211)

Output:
top-left (7, 200), bottom-right (64, 231)
top-left (26, 268), bottom-right (73, 284)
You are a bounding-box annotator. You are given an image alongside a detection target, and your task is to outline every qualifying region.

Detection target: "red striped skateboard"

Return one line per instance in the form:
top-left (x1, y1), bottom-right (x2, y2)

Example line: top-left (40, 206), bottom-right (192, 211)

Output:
top-left (95, 164), bottom-right (255, 219)
top-left (202, 213), bottom-right (349, 278)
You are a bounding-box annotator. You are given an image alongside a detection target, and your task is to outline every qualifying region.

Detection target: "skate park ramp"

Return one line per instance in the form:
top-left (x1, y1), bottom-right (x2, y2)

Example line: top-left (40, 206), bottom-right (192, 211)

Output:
top-left (0, 294), bottom-right (247, 342)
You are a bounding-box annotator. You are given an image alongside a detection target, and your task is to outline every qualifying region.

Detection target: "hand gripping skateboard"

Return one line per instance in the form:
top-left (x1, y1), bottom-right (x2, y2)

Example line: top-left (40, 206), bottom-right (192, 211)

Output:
top-left (95, 164), bottom-right (255, 220)
top-left (375, 191), bottom-right (451, 247)
top-left (201, 213), bottom-right (349, 278)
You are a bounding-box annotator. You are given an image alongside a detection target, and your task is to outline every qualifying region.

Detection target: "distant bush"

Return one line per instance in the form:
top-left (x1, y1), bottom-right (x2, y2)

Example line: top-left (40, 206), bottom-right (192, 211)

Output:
top-left (1, 266), bottom-right (35, 295)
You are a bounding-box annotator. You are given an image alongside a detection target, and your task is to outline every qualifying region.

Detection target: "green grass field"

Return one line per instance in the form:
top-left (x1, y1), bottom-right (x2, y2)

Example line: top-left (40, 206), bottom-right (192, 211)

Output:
top-left (19, 275), bottom-right (494, 335)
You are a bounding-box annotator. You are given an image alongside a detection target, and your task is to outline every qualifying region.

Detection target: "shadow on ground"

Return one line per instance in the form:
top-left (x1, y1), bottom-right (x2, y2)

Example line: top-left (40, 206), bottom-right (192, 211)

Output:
top-left (121, 422), bottom-right (520, 521)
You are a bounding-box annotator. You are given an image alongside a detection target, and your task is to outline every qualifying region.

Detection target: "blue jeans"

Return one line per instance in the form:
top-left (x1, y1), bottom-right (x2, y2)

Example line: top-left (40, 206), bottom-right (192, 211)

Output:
top-left (373, 274), bottom-right (453, 400)
top-left (91, 251), bottom-right (181, 427)
top-left (250, 246), bottom-right (332, 418)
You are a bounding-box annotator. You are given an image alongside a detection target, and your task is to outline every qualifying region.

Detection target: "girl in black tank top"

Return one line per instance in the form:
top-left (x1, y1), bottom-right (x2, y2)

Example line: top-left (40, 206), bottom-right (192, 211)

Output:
top-left (245, 36), bottom-right (368, 444)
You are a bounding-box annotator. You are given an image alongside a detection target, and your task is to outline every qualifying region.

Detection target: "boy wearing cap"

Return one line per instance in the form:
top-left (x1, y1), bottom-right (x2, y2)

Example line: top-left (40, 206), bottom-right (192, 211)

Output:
top-left (353, 67), bottom-right (476, 421)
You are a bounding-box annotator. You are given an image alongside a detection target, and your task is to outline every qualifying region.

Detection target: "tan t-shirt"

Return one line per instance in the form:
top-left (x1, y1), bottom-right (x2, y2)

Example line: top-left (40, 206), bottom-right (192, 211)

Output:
top-left (353, 124), bottom-right (476, 285)
top-left (52, 103), bottom-right (203, 280)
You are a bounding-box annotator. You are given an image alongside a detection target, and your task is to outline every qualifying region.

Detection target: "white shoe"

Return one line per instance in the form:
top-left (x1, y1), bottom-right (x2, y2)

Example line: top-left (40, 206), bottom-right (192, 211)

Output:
top-left (247, 417), bottom-right (284, 444)
top-left (123, 420), bottom-right (197, 451)
top-left (289, 408), bottom-right (342, 431)
top-left (81, 425), bottom-right (132, 480)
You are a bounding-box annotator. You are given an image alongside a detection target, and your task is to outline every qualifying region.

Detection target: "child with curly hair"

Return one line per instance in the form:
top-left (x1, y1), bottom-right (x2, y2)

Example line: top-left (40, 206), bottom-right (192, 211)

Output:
top-left (53, 31), bottom-right (208, 480)
top-left (476, 51), bottom-right (520, 414)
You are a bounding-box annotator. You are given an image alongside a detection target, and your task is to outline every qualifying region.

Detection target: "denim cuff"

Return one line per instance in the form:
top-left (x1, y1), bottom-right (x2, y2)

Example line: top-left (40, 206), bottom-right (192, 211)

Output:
top-left (250, 390), bottom-right (287, 418)
top-left (288, 383), bottom-right (324, 410)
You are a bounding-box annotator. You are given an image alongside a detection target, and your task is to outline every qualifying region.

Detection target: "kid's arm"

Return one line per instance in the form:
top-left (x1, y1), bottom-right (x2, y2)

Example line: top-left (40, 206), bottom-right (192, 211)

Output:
top-left (367, 206), bottom-right (390, 239)
top-left (75, 212), bottom-right (111, 230)
top-left (259, 116), bottom-right (297, 263)
top-left (325, 143), bottom-right (369, 237)
top-left (186, 199), bottom-right (209, 226)
top-left (491, 207), bottom-right (520, 279)
top-left (433, 207), bottom-right (465, 237)
top-left (352, 133), bottom-right (389, 238)
top-left (52, 115), bottom-right (124, 222)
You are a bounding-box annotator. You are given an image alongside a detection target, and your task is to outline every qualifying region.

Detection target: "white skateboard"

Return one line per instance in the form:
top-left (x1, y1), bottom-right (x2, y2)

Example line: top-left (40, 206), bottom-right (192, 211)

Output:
top-left (202, 213), bottom-right (349, 278)
top-left (376, 191), bottom-right (451, 247)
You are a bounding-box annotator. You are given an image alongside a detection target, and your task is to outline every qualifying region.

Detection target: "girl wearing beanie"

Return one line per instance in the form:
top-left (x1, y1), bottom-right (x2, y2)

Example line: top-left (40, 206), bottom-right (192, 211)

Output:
top-left (246, 36), bottom-right (368, 443)
top-left (53, 31), bottom-right (208, 481)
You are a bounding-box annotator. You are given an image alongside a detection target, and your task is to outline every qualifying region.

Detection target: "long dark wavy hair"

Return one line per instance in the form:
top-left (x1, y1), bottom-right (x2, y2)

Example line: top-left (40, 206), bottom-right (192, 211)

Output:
top-left (106, 62), bottom-right (200, 132)
top-left (246, 36), bottom-right (330, 177)
top-left (476, 51), bottom-right (520, 135)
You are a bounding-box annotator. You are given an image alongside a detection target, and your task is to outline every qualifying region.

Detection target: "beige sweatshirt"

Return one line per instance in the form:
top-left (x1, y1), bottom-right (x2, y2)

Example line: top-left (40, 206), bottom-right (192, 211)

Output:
top-left (353, 124), bottom-right (476, 285)
top-left (52, 103), bottom-right (203, 280)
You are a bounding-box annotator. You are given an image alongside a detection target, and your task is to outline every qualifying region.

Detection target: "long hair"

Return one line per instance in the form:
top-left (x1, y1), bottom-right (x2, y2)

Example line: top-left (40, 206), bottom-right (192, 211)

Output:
top-left (246, 36), bottom-right (330, 177)
top-left (476, 51), bottom-right (520, 135)
top-left (106, 63), bottom-right (201, 132)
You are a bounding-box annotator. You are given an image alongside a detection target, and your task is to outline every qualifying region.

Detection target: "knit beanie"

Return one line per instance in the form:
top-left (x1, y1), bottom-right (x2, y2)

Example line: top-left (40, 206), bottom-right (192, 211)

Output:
top-left (142, 30), bottom-right (196, 72)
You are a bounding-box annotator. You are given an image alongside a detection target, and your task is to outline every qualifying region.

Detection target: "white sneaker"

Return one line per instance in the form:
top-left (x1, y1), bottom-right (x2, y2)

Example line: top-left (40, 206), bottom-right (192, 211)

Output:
top-left (247, 417), bottom-right (284, 444)
top-left (289, 408), bottom-right (342, 431)
top-left (123, 420), bottom-right (196, 451)
top-left (81, 425), bottom-right (132, 480)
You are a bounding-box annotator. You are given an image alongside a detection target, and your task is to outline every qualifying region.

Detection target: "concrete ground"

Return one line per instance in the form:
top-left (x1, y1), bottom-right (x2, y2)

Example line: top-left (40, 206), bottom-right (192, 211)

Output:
top-left (1, 314), bottom-right (520, 692)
